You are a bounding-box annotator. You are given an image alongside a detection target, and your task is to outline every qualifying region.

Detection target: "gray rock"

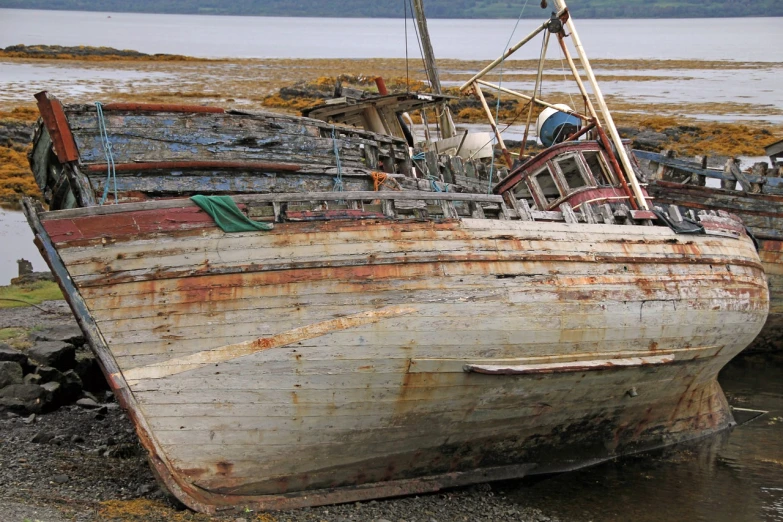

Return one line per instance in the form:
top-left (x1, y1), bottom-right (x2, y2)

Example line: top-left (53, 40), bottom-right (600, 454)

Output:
top-left (27, 341), bottom-right (75, 371)
top-left (37, 366), bottom-right (64, 384)
top-left (42, 381), bottom-right (63, 406)
top-left (0, 361), bottom-right (24, 388)
top-left (617, 126), bottom-right (640, 138)
top-left (23, 413), bottom-right (36, 424)
top-left (0, 344), bottom-right (28, 365)
top-left (0, 383), bottom-right (49, 413)
top-left (132, 475), bottom-right (155, 494)
top-left (75, 350), bottom-right (108, 392)
top-left (31, 324), bottom-right (84, 346)
top-left (61, 370), bottom-right (83, 402)
top-left (633, 130), bottom-right (669, 151)
top-left (23, 373), bottom-right (42, 386)
top-left (76, 397), bottom-right (101, 409)
top-left (31, 430), bottom-right (55, 444)
top-left (52, 474), bottom-right (70, 484)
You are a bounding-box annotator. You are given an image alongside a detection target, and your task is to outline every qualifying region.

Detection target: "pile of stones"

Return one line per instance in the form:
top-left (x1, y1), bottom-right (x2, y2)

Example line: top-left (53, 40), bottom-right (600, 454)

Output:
top-left (0, 324), bottom-right (109, 414)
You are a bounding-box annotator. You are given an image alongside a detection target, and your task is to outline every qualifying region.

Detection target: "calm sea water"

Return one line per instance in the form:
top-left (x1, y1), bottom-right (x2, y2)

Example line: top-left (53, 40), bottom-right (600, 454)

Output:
top-left (505, 354), bottom-right (783, 522)
top-left (0, 9), bottom-right (781, 61)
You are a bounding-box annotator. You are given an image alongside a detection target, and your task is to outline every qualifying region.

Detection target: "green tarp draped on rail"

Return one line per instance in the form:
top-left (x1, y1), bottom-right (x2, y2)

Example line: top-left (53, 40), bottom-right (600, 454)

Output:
top-left (191, 195), bottom-right (274, 233)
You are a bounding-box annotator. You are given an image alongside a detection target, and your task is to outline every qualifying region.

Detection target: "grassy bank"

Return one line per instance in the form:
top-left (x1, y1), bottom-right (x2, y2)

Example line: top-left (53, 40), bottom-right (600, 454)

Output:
top-left (0, 281), bottom-right (64, 309)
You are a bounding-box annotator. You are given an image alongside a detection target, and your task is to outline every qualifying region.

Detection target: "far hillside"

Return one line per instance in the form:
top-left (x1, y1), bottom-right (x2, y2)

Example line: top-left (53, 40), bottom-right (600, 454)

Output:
top-left (0, 0), bottom-right (781, 18)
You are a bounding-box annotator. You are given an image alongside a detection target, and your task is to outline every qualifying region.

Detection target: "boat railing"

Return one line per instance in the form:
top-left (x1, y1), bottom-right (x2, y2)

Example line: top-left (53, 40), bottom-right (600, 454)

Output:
top-left (36, 190), bottom-right (676, 228)
top-left (634, 149), bottom-right (783, 196)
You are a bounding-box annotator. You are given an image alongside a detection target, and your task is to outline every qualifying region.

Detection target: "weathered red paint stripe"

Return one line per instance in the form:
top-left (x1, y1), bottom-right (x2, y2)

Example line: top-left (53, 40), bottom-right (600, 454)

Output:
top-left (99, 103), bottom-right (225, 113)
top-left (566, 187), bottom-right (631, 208)
top-left (43, 206), bottom-right (218, 243)
top-left (84, 161), bottom-right (301, 173)
top-left (35, 91), bottom-right (80, 163)
top-left (759, 239), bottom-right (783, 253)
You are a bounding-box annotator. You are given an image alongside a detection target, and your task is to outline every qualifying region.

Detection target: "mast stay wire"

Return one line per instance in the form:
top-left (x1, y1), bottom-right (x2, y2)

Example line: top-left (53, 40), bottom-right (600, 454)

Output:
top-left (553, 30), bottom-right (585, 144)
top-left (404, 0), bottom-right (410, 94)
top-left (486, 0), bottom-right (530, 193)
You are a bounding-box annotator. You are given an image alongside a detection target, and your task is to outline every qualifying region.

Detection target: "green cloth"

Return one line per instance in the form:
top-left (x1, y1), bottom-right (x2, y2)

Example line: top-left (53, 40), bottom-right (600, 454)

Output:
top-left (191, 195), bottom-right (274, 233)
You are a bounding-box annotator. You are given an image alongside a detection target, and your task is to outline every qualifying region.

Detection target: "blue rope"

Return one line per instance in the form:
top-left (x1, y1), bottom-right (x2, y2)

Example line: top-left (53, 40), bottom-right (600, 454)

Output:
top-left (95, 102), bottom-right (117, 205)
top-left (331, 126), bottom-right (344, 192)
top-left (488, 0), bottom-right (530, 194)
top-left (410, 152), bottom-right (448, 192)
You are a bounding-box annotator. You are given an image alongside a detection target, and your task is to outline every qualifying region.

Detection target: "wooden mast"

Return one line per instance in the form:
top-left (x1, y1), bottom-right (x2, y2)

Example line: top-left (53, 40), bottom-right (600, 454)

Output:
top-left (411, 0), bottom-right (457, 139)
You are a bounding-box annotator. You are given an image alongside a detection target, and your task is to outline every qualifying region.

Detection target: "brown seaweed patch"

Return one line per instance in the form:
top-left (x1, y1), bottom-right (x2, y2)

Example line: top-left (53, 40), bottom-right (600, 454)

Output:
top-left (0, 106), bottom-right (39, 122)
top-left (0, 145), bottom-right (40, 204)
top-left (99, 499), bottom-right (278, 521)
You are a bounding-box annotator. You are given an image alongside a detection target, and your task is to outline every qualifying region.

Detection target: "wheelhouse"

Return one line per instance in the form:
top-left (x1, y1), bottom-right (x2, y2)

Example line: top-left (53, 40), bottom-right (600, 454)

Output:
top-left (494, 141), bottom-right (647, 213)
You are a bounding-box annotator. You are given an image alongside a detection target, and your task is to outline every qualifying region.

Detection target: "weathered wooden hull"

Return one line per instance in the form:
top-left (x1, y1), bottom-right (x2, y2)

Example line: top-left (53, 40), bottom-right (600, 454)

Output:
top-left (25, 197), bottom-right (768, 513)
top-left (648, 180), bottom-right (783, 352)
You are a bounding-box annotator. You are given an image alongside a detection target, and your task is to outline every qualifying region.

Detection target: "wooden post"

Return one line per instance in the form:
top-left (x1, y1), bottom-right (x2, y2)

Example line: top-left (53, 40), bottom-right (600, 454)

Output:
top-left (411, 0), bottom-right (456, 139)
top-left (472, 83), bottom-right (513, 169)
top-left (475, 80), bottom-right (590, 121)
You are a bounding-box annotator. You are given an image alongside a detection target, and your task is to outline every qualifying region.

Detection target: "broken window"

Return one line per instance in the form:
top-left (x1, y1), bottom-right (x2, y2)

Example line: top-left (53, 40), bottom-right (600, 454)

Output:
top-left (530, 165), bottom-right (563, 207)
top-left (555, 155), bottom-right (589, 192)
top-left (582, 151), bottom-right (614, 186)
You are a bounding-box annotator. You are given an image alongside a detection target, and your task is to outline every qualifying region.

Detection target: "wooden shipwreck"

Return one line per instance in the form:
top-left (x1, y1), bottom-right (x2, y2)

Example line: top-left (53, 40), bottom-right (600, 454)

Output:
top-left (637, 148), bottom-right (783, 352)
top-left (22, 0), bottom-right (768, 514)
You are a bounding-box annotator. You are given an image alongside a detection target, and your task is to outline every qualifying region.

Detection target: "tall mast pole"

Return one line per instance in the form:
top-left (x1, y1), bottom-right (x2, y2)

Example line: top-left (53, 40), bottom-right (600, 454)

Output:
top-left (411, 0), bottom-right (457, 138)
top-left (551, 0), bottom-right (649, 210)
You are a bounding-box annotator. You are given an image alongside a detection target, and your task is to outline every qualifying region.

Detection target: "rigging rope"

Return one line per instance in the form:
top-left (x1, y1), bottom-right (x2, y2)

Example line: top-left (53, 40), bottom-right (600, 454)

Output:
top-left (487, 0), bottom-right (530, 194)
top-left (331, 126), bottom-right (344, 192)
top-left (95, 101), bottom-right (117, 205)
top-left (554, 33), bottom-right (583, 144)
top-left (404, 0), bottom-right (410, 93)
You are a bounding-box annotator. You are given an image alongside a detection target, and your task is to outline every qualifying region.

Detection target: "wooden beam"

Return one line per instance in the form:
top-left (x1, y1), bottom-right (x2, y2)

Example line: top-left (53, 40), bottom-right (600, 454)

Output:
top-left (34, 91), bottom-right (80, 163)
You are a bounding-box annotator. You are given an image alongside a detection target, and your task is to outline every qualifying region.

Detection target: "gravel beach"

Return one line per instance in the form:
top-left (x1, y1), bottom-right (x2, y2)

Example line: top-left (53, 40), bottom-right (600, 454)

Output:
top-left (0, 299), bottom-right (565, 522)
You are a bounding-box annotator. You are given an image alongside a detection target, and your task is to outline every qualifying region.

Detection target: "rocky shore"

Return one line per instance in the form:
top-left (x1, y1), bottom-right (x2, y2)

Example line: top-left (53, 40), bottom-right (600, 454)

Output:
top-left (0, 296), bottom-right (566, 522)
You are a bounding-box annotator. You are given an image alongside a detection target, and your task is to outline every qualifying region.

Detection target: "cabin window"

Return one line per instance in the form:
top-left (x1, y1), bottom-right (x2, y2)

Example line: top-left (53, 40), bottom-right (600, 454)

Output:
top-left (582, 151), bottom-right (614, 186)
top-left (530, 165), bottom-right (563, 207)
top-left (554, 155), bottom-right (590, 192)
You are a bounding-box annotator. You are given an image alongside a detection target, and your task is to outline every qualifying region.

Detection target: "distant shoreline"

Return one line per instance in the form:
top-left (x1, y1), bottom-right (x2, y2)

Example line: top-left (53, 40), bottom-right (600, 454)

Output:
top-left (1, 3), bottom-right (782, 19)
